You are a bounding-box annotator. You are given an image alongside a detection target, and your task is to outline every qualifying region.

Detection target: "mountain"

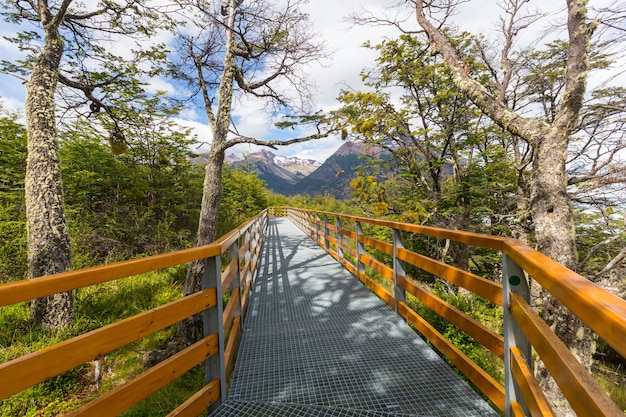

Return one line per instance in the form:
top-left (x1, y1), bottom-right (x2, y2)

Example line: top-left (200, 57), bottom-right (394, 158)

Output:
top-left (228, 150), bottom-right (312, 194)
top-left (293, 141), bottom-right (371, 198)
top-left (191, 141), bottom-right (383, 198)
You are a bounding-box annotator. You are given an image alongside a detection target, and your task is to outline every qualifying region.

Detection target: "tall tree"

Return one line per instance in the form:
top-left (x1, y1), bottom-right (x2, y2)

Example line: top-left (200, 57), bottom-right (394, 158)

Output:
top-left (409, 0), bottom-right (622, 412)
top-left (336, 34), bottom-right (518, 270)
top-left (1, 0), bottom-right (175, 331)
top-left (177, 0), bottom-right (335, 344)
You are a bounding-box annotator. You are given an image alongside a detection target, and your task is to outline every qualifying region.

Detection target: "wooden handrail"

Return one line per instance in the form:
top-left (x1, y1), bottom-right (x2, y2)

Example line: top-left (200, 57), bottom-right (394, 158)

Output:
top-left (0, 288), bottom-right (216, 400)
top-left (503, 239), bottom-right (626, 359)
top-left (2, 206), bottom-right (624, 416)
top-left (286, 207), bottom-right (626, 416)
top-left (0, 208), bottom-right (269, 415)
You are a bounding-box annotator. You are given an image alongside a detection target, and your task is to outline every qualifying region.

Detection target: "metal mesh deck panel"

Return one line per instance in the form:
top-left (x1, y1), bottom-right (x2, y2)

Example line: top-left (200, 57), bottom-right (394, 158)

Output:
top-left (210, 218), bottom-right (499, 417)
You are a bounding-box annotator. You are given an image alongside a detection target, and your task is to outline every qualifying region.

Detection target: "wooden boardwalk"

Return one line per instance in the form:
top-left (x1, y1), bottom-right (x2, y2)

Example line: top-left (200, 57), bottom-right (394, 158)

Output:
top-left (209, 217), bottom-right (498, 416)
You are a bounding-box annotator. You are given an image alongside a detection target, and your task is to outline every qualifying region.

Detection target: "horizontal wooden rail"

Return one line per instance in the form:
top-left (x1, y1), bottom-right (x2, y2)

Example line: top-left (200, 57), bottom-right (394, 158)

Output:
top-left (503, 239), bottom-right (626, 359)
top-left (509, 293), bottom-right (623, 417)
top-left (166, 380), bottom-right (221, 417)
top-left (396, 247), bottom-right (503, 306)
top-left (0, 246), bottom-right (220, 307)
top-left (67, 334), bottom-right (219, 416)
top-left (286, 207), bottom-right (626, 416)
top-left (0, 209), bottom-right (269, 415)
top-left (510, 347), bottom-right (554, 417)
top-left (0, 210), bottom-right (268, 307)
top-left (399, 276), bottom-right (504, 358)
top-left (398, 302), bottom-right (506, 410)
top-left (0, 288), bottom-right (216, 400)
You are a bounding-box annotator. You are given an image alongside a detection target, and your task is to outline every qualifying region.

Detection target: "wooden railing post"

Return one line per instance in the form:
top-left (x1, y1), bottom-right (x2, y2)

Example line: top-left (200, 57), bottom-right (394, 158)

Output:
top-left (503, 253), bottom-right (531, 417)
top-left (355, 221), bottom-right (365, 280)
top-left (392, 228), bottom-right (406, 314)
top-left (203, 254), bottom-right (227, 410)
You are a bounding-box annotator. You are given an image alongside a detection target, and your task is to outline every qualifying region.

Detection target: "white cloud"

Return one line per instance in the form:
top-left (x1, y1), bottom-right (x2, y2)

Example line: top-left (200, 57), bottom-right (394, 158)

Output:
top-left (174, 118), bottom-right (213, 151)
top-left (0, 96), bottom-right (25, 118)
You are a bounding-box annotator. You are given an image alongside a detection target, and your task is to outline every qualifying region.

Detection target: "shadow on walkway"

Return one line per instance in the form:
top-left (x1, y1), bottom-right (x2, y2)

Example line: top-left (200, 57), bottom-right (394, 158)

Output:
top-left (210, 218), bottom-right (499, 417)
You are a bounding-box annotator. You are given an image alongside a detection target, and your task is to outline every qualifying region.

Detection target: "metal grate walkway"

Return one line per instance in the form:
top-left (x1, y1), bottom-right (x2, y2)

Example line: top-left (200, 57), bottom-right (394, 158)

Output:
top-left (209, 218), bottom-right (499, 417)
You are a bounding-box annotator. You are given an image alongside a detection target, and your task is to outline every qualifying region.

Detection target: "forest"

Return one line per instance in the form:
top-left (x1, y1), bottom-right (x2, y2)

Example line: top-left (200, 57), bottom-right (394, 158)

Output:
top-left (1, 0), bottom-right (625, 415)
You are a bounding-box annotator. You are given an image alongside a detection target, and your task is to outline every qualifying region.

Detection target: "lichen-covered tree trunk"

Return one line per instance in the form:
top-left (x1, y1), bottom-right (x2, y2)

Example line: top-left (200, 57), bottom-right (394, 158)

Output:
top-left (179, 148), bottom-right (225, 345)
top-left (178, 0), bottom-right (239, 345)
top-left (25, 26), bottom-right (73, 332)
top-left (414, 1), bottom-right (595, 413)
top-left (531, 130), bottom-right (591, 414)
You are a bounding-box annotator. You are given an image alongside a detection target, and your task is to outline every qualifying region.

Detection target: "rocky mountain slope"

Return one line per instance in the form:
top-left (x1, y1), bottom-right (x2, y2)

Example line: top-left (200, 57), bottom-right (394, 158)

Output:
top-left (192, 141), bottom-right (382, 198)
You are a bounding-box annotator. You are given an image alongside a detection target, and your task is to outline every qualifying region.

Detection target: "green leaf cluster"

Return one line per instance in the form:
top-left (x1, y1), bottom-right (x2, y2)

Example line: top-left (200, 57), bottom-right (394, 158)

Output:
top-left (0, 106), bottom-right (27, 282)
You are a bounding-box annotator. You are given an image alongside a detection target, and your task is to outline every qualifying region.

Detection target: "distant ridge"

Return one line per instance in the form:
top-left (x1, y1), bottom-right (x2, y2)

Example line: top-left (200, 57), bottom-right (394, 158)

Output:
top-left (191, 141), bottom-right (385, 198)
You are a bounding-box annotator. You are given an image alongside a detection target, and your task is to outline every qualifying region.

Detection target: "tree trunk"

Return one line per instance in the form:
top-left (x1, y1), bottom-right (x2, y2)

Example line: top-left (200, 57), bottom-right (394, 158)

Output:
top-left (179, 148), bottom-right (225, 346)
top-left (531, 129), bottom-right (591, 415)
top-left (25, 26), bottom-right (73, 332)
top-left (414, 1), bottom-right (595, 413)
top-left (178, 0), bottom-right (239, 345)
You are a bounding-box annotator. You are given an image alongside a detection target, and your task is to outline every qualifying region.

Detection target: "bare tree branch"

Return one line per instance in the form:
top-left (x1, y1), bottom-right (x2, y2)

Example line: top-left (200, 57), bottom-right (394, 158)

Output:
top-left (594, 246), bottom-right (626, 279)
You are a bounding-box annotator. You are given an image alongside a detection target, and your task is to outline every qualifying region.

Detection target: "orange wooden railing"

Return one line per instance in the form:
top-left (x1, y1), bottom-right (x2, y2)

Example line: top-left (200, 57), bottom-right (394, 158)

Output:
top-left (283, 207), bottom-right (626, 417)
top-left (2, 206), bottom-right (625, 416)
top-left (0, 209), bottom-right (268, 416)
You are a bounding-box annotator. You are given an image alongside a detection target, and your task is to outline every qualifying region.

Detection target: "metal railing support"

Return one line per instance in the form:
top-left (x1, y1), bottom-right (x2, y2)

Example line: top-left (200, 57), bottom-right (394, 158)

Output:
top-left (202, 255), bottom-right (227, 410)
top-left (392, 228), bottom-right (407, 314)
top-left (229, 240), bottom-right (242, 319)
top-left (503, 253), bottom-right (531, 417)
top-left (323, 214), bottom-right (330, 250)
top-left (336, 217), bottom-right (344, 261)
top-left (355, 221), bottom-right (365, 279)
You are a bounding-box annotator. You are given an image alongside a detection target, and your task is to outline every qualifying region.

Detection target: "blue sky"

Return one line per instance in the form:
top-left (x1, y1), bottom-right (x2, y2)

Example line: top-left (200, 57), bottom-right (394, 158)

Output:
top-left (1, 1), bottom-right (621, 163)
top-left (0, 0), bottom-right (392, 162)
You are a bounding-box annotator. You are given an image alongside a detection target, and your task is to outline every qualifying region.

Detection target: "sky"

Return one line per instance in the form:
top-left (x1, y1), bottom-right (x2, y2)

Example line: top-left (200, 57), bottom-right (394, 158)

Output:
top-left (0, 1), bottom-right (622, 163)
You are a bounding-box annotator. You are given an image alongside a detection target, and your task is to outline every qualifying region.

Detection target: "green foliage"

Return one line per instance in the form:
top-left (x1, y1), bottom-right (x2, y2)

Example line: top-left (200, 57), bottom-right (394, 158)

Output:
top-left (60, 117), bottom-right (203, 266)
top-left (217, 165), bottom-right (269, 236)
top-left (334, 32), bottom-right (520, 244)
top-left (0, 106), bottom-right (27, 282)
top-left (0, 268), bottom-right (189, 416)
top-left (406, 283), bottom-right (504, 383)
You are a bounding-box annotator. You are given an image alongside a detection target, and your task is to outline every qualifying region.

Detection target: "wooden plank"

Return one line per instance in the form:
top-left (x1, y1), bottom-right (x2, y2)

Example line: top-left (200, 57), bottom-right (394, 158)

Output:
top-left (360, 254), bottom-right (394, 281)
top-left (241, 278), bottom-right (252, 317)
top-left (398, 302), bottom-right (505, 412)
top-left (510, 293), bottom-right (623, 417)
top-left (510, 402), bottom-right (526, 417)
top-left (399, 276), bottom-right (504, 358)
top-left (0, 289), bottom-right (216, 400)
top-left (225, 316), bottom-right (242, 376)
top-left (67, 334), bottom-right (219, 416)
top-left (239, 239), bottom-right (250, 260)
top-left (166, 380), bottom-right (221, 417)
top-left (222, 288), bottom-right (240, 331)
top-left (359, 234), bottom-right (394, 256)
top-left (503, 239), bottom-right (626, 359)
top-left (337, 226), bottom-right (356, 240)
top-left (397, 247), bottom-right (503, 306)
top-left (510, 347), bottom-right (555, 417)
top-left (0, 246), bottom-right (221, 307)
top-left (293, 209), bottom-right (506, 250)
top-left (221, 257), bottom-right (239, 296)
top-left (240, 259), bottom-right (251, 283)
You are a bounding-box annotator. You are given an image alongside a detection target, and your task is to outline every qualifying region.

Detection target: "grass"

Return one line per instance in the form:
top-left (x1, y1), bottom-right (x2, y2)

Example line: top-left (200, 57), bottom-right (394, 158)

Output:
top-left (0, 264), bottom-right (206, 417)
top-left (593, 364), bottom-right (626, 414)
